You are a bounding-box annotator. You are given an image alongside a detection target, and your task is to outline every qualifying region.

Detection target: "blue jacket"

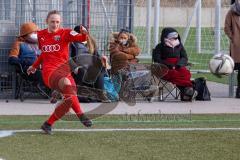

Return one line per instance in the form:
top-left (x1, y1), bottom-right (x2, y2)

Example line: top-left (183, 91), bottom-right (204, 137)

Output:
top-left (9, 41), bottom-right (40, 67)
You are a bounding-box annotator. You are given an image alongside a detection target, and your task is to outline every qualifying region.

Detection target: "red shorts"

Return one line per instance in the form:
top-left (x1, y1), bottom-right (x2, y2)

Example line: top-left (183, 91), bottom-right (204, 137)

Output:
top-left (42, 63), bottom-right (75, 90)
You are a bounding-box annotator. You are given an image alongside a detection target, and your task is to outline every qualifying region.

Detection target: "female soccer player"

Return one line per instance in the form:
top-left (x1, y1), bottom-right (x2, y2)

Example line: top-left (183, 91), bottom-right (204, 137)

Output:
top-left (27, 10), bottom-right (92, 134)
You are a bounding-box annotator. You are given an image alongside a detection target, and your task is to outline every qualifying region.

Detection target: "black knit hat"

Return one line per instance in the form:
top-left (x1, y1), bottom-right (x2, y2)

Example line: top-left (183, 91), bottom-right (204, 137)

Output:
top-left (74, 25), bottom-right (88, 33)
top-left (160, 27), bottom-right (181, 42)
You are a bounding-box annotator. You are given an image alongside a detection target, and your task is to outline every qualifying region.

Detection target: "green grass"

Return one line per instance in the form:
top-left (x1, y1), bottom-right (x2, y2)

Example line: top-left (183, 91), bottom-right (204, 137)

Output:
top-left (1, 131), bottom-right (240, 160)
top-left (1, 115), bottom-right (240, 160)
top-left (191, 73), bottom-right (230, 84)
top-left (2, 114), bottom-right (240, 129)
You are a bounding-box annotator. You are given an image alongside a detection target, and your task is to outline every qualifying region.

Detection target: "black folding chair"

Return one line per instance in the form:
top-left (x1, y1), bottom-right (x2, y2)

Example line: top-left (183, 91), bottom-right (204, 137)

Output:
top-left (151, 63), bottom-right (180, 101)
top-left (13, 62), bottom-right (50, 101)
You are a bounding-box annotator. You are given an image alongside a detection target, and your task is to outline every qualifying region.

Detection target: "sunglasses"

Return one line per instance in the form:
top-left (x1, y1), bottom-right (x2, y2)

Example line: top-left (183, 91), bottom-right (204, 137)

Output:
top-left (170, 37), bottom-right (178, 40)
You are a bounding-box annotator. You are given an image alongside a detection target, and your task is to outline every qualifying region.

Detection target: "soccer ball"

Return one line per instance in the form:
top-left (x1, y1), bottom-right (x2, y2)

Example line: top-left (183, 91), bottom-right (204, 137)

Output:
top-left (209, 54), bottom-right (234, 76)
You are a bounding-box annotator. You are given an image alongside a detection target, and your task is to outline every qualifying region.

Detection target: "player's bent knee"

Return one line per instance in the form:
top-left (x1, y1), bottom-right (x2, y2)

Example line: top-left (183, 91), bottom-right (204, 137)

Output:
top-left (58, 77), bottom-right (72, 90)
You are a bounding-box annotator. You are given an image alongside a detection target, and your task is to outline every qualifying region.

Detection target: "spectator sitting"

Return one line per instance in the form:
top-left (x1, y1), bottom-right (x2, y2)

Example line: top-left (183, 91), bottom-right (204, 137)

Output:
top-left (70, 25), bottom-right (108, 102)
top-left (152, 27), bottom-right (197, 101)
top-left (108, 29), bottom-right (141, 96)
top-left (109, 29), bottom-right (141, 75)
top-left (8, 22), bottom-right (44, 86)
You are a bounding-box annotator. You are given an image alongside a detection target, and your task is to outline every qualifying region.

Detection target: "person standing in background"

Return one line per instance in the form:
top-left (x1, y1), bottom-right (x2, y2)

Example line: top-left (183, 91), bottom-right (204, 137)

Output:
top-left (224, 0), bottom-right (240, 98)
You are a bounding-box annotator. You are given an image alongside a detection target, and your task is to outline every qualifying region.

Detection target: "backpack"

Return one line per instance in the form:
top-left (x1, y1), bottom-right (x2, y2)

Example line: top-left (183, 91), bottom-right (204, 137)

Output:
top-left (193, 77), bottom-right (211, 101)
top-left (104, 75), bottom-right (119, 102)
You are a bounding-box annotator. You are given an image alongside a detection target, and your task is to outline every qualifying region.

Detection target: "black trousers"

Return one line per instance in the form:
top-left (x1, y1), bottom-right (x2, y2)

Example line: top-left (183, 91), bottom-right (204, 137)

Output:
top-left (234, 63), bottom-right (240, 87)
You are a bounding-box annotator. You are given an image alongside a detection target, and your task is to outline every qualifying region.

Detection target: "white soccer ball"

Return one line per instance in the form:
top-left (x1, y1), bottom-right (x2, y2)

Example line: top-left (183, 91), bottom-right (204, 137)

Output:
top-left (209, 54), bottom-right (234, 76)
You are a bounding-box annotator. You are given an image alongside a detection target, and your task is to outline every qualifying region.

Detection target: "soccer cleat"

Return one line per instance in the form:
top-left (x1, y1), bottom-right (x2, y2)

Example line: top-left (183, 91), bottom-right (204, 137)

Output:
top-left (41, 122), bottom-right (52, 135)
top-left (79, 114), bottom-right (93, 127)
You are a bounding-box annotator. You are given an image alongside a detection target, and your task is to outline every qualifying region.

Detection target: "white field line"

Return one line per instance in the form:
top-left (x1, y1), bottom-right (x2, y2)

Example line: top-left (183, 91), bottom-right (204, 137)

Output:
top-left (1, 128), bottom-right (240, 138)
top-left (2, 128), bottom-right (240, 133)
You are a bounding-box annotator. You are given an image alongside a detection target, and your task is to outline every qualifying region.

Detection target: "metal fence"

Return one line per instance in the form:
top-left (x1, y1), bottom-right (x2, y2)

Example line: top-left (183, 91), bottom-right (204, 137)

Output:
top-left (0, 0), bottom-right (134, 99)
top-left (0, 0), bottom-right (235, 99)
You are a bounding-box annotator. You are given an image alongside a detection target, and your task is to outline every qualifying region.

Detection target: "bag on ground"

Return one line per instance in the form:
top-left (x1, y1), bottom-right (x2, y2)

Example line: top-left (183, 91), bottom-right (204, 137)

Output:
top-left (193, 77), bottom-right (211, 101)
top-left (104, 75), bottom-right (119, 102)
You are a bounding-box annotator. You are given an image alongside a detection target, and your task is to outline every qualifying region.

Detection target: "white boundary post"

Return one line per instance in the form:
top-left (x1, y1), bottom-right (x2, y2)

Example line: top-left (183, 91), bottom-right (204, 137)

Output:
top-left (154, 0), bottom-right (160, 47)
top-left (196, 0), bottom-right (202, 53)
top-left (146, 0), bottom-right (152, 55)
top-left (215, 0), bottom-right (221, 54)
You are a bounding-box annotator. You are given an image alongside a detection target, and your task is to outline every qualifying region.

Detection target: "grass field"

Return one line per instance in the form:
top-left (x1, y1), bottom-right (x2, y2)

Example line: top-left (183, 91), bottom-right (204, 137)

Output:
top-left (1, 114), bottom-right (240, 160)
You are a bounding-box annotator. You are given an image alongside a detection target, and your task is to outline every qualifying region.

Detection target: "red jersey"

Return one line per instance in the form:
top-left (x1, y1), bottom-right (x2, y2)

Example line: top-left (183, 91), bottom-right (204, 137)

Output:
top-left (32, 28), bottom-right (87, 86)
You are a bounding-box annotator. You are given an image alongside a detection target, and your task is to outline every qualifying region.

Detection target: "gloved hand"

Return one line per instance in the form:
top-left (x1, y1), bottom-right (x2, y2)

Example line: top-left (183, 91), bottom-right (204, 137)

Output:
top-left (175, 65), bottom-right (181, 69)
top-left (167, 64), bottom-right (175, 69)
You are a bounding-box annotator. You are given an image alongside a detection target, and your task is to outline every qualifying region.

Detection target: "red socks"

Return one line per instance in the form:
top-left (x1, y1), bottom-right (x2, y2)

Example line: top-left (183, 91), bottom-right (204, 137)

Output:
top-left (47, 83), bottom-right (83, 126)
top-left (70, 95), bottom-right (83, 117)
top-left (47, 97), bottom-right (72, 125)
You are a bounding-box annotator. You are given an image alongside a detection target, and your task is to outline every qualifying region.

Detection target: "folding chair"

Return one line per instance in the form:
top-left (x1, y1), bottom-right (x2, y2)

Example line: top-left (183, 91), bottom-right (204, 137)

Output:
top-left (151, 63), bottom-right (180, 101)
top-left (13, 62), bottom-right (50, 101)
top-left (157, 79), bottom-right (180, 101)
top-left (117, 63), bottom-right (157, 103)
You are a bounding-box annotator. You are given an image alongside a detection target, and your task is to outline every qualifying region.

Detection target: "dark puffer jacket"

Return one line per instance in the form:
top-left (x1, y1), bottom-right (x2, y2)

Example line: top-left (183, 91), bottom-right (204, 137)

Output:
top-left (152, 27), bottom-right (188, 68)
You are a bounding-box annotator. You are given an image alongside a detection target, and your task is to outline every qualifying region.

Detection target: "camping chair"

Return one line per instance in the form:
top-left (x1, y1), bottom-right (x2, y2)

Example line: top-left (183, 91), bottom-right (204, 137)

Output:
top-left (13, 62), bottom-right (50, 101)
top-left (156, 78), bottom-right (180, 101)
top-left (151, 63), bottom-right (180, 101)
top-left (151, 62), bottom-right (193, 101)
top-left (117, 63), bottom-right (157, 103)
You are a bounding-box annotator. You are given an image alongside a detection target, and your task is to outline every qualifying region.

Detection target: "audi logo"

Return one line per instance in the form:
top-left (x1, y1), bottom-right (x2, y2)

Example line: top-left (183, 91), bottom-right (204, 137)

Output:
top-left (42, 44), bottom-right (61, 52)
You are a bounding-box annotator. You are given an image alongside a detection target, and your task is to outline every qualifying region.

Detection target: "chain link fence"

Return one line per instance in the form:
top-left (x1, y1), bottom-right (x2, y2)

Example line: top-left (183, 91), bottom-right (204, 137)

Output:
top-left (0, 0), bottom-right (235, 99)
top-left (0, 0), bottom-right (134, 99)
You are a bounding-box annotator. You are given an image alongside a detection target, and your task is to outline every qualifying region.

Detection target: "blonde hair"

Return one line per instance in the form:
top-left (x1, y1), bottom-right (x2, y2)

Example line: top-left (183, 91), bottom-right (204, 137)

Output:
top-left (46, 10), bottom-right (60, 22)
top-left (87, 35), bottom-right (97, 55)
